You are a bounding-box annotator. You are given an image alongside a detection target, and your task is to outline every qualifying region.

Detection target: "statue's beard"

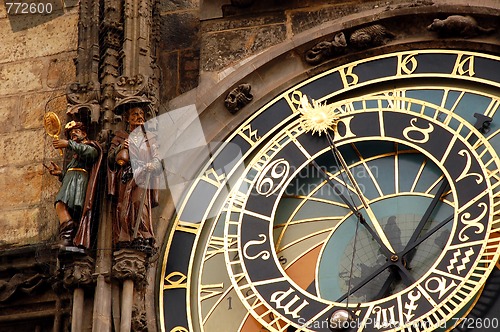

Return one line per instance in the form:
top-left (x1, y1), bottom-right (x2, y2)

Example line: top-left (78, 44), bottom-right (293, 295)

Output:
top-left (73, 134), bottom-right (86, 142)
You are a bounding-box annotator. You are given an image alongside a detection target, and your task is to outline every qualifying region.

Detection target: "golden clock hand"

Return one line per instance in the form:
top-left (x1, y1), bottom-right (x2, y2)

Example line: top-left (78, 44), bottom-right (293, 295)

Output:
top-left (327, 133), bottom-right (396, 254)
top-left (310, 160), bottom-right (393, 258)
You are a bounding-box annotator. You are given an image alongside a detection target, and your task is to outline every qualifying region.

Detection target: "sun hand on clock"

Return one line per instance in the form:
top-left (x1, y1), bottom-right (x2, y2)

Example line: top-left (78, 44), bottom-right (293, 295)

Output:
top-left (326, 132), bottom-right (396, 255)
top-left (310, 158), bottom-right (395, 258)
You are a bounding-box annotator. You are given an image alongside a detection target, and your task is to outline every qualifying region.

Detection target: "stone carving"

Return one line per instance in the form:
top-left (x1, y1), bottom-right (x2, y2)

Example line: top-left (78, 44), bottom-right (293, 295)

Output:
top-left (66, 81), bottom-right (101, 124)
top-left (305, 32), bottom-right (347, 65)
top-left (0, 273), bottom-right (49, 302)
top-left (112, 249), bottom-right (147, 284)
top-left (66, 81), bottom-right (100, 105)
top-left (427, 15), bottom-right (495, 38)
top-left (225, 83), bottom-right (253, 114)
top-left (67, 103), bottom-right (102, 126)
top-left (391, 0), bottom-right (435, 9)
top-left (132, 305), bottom-right (148, 331)
top-left (305, 25), bottom-right (394, 65)
top-left (115, 75), bottom-right (148, 99)
top-left (349, 24), bottom-right (395, 50)
top-left (62, 257), bottom-right (95, 289)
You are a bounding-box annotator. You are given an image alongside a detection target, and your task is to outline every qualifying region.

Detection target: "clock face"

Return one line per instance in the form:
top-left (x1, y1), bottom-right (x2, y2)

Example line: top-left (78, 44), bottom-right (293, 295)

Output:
top-left (159, 50), bottom-right (500, 332)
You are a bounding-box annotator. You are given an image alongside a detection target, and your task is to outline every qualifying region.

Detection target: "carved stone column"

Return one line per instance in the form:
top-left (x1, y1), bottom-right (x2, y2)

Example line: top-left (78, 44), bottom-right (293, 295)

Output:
top-left (66, 0), bottom-right (101, 132)
top-left (112, 249), bottom-right (147, 332)
top-left (90, 0), bottom-right (124, 331)
top-left (60, 255), bottom-right (95, 332)
top-left (114, 0), bottom-right (159, 120)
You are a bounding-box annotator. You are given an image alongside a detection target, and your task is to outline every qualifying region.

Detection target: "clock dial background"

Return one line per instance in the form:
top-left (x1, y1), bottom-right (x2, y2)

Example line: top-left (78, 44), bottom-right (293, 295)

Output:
top-left (273, 142), bottom-right (455, 304)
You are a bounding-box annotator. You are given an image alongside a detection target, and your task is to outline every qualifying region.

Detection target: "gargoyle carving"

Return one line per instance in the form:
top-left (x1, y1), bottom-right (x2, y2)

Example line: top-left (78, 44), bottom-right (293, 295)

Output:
top-left (62, 258), bottom-right (95, 289)
top-left (225, 83), bottom-right (253, 114)
top-left (112, 250), bottom-right (147, 285)
top-left (349, 24), bottom-right (395, 50)
top-left (427, 15), bottom-right (495, 38)
top-left (305, 32), bottom-right (347, 65)
top-left (304, 25), bottom-right (395, 65)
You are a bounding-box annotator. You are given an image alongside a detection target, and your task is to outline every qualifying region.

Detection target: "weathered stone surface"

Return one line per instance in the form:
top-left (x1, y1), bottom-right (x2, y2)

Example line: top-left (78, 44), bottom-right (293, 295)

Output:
top-left (0, 6), bottom-right (77, 249)
top-left (0, 164), bottom-right (43, 208)
top-left (179, 49), bottom-right (200, 94)
top-left (201, 24), bottom-right (287, 71)
top-left (0, 2), bottom-right (6, 19)
top-left (0, 129), bottom-right (45, 166)
top-left (201, 12), bottom-right (286, 33)
top-left (158, 51), bottom-right (179, 102)
top-left (47, 56), bottom-right (77, 88)
top-left (0, 60), bottom-right (45, 95)
top-left (20, 89), bottom-right (67, 131)
top-left (159, 11), bottom-right (200, 52)
top-left (0, 12), bottom-right (78, 64)
top-left (158, 0), bottom-right (199, 12)
top-left (289, 6), bottom-right (358, 35)
top-left (0, 208), bottom-right (45, 246)
top-left (0, 96), bottom-right (21, 133)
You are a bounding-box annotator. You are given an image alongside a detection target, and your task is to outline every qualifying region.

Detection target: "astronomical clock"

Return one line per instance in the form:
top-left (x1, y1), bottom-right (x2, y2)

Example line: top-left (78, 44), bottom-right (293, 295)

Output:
top-left (159, 50), bottom-right (500, 331)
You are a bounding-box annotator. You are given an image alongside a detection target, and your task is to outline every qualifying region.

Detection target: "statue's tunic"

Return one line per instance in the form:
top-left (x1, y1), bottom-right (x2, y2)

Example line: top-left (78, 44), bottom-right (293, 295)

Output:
top-left (55, 140), bottom-right (99, 211)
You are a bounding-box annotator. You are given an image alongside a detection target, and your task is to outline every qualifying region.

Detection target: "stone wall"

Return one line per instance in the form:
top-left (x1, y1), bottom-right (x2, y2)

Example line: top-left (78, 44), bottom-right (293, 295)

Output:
top-left (156, 1), bottom-right (413, 108)
top-left (0, 2), bottom-right (79, 247)
top-left (157, 0), bottom-right (201, 103)
top-left (199, 1), bottom-right (422, 75)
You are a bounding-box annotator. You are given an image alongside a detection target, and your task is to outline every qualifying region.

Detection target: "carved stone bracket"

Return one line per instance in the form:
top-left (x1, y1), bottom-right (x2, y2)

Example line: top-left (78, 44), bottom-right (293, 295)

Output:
top-left (67, 81), bottom-right (100, 105)
top-left (62, 256), bottom-right (95, 290)
top-left (225, 83), bottom-right (253, 114)
top-left (113, 74), bottom-right (158, 120)
top-left (305, 24), bottom-right (395, 65)
top-left (112, 249), bottom-right (147, 286)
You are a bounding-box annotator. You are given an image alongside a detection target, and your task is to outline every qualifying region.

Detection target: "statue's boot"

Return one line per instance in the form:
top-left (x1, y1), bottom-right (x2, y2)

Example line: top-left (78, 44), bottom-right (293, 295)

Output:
top-left (59, 220), bottom-right (76, 247)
